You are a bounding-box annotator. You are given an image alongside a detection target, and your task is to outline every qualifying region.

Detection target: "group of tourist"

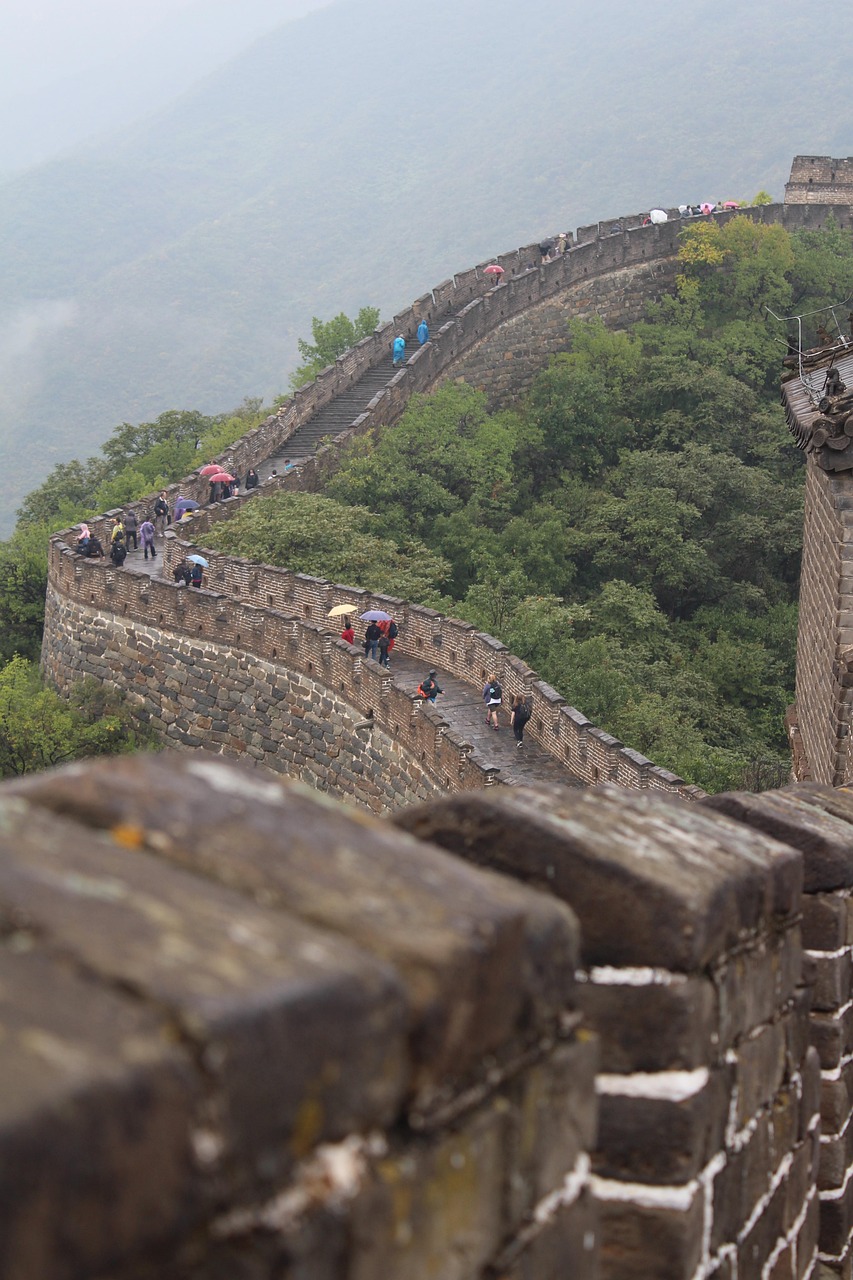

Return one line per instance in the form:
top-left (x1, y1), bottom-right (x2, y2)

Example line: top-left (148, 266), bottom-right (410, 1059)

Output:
top-left (391, 319), bottom-right (431, 365)
top-left (416, 669), bottom-right (530, 746)
top-left (339, 617), bottom-right (400, 668)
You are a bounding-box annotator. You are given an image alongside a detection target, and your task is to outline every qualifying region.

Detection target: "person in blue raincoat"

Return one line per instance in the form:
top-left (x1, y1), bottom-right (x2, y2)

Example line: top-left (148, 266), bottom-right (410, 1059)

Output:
top-left (392, 334), bottom-right (406, 365)
top-left (417, 319), bottom-right (429, 345)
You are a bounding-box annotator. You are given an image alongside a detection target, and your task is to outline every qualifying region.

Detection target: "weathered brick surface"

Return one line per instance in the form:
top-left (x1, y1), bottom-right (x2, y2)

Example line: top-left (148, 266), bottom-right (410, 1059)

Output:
top-left (395, 784), bottom-right (818, 1280)
top-left (0, 757), bottom-right (598, 1280)
top-left (10, 754), bottom-right (581, 1115)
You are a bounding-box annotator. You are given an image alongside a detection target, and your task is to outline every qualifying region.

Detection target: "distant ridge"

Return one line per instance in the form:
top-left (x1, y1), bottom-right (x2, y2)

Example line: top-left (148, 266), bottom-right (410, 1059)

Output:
top-left (0, 0), bottom-right (851, 530)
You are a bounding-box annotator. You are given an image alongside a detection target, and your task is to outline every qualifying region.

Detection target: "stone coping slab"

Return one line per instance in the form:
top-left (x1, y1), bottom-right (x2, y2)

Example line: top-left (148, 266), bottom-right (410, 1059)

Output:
top-left (392, 785), bottom-right (802, 970)
top-left (703, 787), bottom-right (853, 892)
top-left (8, 754), bottom-right (581, 1118)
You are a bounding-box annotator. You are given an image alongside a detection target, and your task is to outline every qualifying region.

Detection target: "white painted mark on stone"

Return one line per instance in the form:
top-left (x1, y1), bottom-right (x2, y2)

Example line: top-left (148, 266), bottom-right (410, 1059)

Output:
top-left (805, 945), bottom-right (853, 961)
top-left (596, 1067), bottom-right (709, 1101)
top-left (581, 965), bottom-right (688, 986)
top-left (590, 1173), bottom-right (700, 1212)
top-left (738, 1152), bottom-right (792, 1244)
top-left (533, 1153), bottom-right (590, 1224)
top-left (761, 1184), bottom-right (815, 1279)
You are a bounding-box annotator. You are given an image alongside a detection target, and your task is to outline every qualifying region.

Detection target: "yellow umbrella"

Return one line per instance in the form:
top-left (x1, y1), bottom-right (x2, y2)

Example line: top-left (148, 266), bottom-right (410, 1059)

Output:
top-left (327, 604), bottom-right (356, 617)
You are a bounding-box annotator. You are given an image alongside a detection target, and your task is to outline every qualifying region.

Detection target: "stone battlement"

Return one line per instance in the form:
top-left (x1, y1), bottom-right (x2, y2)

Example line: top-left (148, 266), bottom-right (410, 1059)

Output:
top-left (786, 156), bottom-right (853, 205)
top-left (9, 753), bottom-right (853, 1278)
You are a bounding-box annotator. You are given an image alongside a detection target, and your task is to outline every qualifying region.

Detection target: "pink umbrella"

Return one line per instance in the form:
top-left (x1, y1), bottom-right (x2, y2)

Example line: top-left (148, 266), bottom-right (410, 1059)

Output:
top-left (209, 472), bottom-right (234, 484)
top-left (199, 463), bottom-right (221, 476)
top-left (723, 201), bottom-right (739, 210)
top-left (484, 264), bottom-right (505, 277)
top-left (700, 203), bottom-right (714, 215)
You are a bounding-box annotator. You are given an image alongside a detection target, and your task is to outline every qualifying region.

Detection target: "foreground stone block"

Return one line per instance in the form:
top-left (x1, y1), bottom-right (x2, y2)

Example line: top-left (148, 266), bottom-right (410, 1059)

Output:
top-left (10, 755), bottom-right (580, 1119)
top-left (0, 757), bottom-right (597, 1280)
top-left (394, 785), bottom-right (816, 1280)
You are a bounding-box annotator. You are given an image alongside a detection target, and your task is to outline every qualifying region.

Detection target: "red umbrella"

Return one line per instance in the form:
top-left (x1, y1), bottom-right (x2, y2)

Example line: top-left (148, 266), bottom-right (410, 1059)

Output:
top-left (199, 463), bottom-right (221, 476)
top-left (484, 264), bottom-right (505, 277)
top-left (209, 472), bottom-right (234, 483)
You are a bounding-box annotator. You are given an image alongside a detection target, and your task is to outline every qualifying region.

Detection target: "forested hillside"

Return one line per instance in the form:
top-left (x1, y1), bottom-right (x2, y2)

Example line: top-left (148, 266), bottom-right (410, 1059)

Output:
top-left (1, 0), bottom-right (851, 529)
top-left (205, 218), bottom-right (853, 790)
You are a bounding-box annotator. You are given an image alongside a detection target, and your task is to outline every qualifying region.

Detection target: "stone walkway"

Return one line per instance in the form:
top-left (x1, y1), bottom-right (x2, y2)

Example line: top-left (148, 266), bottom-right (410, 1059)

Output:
top-left (120, 540), bottom-right (579, 788)
top-left (386, 650), bottom-right (582, 788)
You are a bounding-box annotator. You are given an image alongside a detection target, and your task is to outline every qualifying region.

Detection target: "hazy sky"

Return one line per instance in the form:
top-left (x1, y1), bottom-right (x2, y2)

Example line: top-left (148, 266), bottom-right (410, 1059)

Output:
top-left (0, 0), bottom-right (329, 96)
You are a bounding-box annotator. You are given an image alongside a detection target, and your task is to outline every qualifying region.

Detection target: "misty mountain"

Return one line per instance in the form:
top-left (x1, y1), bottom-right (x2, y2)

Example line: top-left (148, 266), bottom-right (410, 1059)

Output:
top-left (0, 0), bottom-right (331, 174)
top-left (1, 0), bottom-right (851, 533)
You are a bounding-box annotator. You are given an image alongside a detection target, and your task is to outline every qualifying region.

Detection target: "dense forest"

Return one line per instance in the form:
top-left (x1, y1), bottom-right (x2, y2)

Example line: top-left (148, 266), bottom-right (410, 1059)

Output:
top-left (3, 216), bottom-right (853, 787)
top-left (205, 217), bottom-right (853, 791)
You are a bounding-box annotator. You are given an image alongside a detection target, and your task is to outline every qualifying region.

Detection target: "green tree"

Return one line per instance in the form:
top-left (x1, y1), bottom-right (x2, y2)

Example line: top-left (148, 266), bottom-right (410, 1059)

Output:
top-left (289, 307), bottom-right (381, 389)
top-left (0, 658), bottom-right (143, 778)
top-left (203, 491), bottom-right (450, 604)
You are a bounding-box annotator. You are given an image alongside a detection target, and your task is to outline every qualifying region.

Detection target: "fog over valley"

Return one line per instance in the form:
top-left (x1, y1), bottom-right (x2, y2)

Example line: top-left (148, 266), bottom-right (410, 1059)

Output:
top-left (0, 0), bottom-right (851, 532)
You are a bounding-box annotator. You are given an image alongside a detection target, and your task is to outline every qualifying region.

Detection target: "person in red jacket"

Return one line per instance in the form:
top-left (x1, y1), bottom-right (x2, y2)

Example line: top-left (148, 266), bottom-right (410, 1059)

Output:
top-left (341, 620), bottom-right (355, 645)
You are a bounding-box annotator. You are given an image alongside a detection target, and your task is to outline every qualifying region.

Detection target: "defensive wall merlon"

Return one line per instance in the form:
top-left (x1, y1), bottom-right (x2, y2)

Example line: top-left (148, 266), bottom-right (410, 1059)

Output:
top-left (45, 200), bottom-right (845, 805)
top-left (12, 752), bottom-right (853, 1278)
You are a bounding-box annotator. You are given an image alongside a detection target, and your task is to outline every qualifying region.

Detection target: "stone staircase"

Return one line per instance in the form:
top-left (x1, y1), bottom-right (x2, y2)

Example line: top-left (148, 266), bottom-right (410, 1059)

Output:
top-left (263, 354), bottom-right (402, 470)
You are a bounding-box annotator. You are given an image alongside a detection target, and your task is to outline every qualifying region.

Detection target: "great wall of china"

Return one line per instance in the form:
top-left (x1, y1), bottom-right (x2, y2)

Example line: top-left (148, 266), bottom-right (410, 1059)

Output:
top-left (41, 191), bottom-right (843, 807)
top-left (7, 157), bottom-right (853, 1279)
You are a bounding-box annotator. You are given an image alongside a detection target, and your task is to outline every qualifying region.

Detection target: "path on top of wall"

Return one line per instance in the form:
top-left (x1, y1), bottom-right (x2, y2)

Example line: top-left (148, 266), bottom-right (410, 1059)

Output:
top-left (122, 541), bottom-right (579, 787)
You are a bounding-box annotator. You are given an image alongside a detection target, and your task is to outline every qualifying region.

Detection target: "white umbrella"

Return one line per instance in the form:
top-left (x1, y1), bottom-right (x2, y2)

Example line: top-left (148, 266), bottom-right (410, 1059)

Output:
top-left (649, 209), bottom-right (668, 224)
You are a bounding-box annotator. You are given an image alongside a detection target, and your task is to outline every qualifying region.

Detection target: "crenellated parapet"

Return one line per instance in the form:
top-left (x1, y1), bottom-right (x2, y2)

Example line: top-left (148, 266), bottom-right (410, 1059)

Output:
top-left (8, 752), bottom-right (853, 1278)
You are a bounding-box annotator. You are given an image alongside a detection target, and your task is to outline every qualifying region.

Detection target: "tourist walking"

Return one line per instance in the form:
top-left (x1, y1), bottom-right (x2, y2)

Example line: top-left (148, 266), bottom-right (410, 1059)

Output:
top-left (139, 517), bottom-right (156, 561)
top-left (377, 629), bottom-right (391, 667)
top-left (123, 509), bottom-right (138, 550)
top-left (393, 334), bottom-right (406, 366)
top-left (245, 468), bottom-right (259, 490)
top-left (417, 319), bottom-right (429, 345)
top-left (418, 671), bottom-right (442, 703)
top-left (483, 674), bottom-right (503, 729)
top-left (510, 694), bottom-right (531, 748)
top-left (341, 620), bottom-right (355, 645)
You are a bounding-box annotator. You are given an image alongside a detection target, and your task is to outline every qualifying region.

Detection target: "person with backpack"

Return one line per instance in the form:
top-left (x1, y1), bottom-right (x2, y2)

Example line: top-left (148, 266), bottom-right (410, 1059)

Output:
top-left (483, 674), bottom-right (503, 729)
top-left (510, 694), bottom-right (531, 748)
top-left (387, 618), bottom-right (399, 654)
top-left (377, 629), bottom-right (391, 667)
top-left (110, 535), bottom-right (127, 567)
top-left (418, 671), bottom-right (442, 703)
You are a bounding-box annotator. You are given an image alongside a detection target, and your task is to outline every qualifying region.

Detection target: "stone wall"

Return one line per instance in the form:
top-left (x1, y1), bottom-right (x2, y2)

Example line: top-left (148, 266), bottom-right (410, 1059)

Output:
top-left (1, 754), bottom-right (596, 1280)
top-left (10, 754), bottom-right (853, 1279)
top-left (45, 200), bottom-right (847, 812)
top-left (786, 157), bottom-right (853, 206)
top-left (790, 463), bottom-right (853, 786)
top-left (700, 786), bottom-right (853, 1278)
top-left (396, 785), bottom-right (821, 1280)
top-left (435, 257), bottom-right (678, 408)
